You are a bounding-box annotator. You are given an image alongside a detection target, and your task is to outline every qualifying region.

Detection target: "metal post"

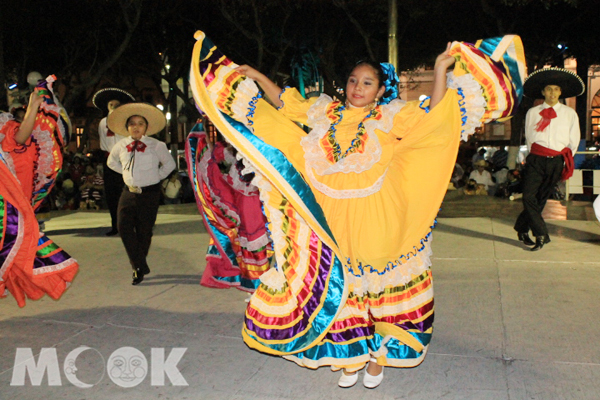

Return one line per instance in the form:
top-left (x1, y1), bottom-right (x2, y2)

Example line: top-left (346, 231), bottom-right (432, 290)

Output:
top-left (388, 0), bottom-right (398, 71)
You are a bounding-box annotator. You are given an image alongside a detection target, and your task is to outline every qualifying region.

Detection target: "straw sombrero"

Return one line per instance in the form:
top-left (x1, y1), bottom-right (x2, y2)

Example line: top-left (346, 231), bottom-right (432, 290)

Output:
top-left (523, 67), bottom-right (585, 99)
top-left (92, 88), bottom-right (135, 115)
top-left (107, 103), bottom-right (166, 136)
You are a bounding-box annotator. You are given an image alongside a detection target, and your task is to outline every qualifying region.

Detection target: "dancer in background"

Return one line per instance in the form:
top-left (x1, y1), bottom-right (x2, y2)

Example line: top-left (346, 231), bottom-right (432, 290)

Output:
top-left (186, 116), bottom-right (272, 292)
top-left (93, 88), bottom-right (135, 236)
top-left (514, 68), bottom-right (583, 251)
top-left (0, 78), bottom-right (79, 307)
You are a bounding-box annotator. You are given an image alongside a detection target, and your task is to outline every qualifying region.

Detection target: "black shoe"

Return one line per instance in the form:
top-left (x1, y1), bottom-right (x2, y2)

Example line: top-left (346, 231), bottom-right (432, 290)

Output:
top-left (531, 235), bottom-right (550, 251)
top-left (105, 229), bottom-right (119, 236)
top-left (132, 270), bottom-right (144, 285)
top-left (517, 232), bottom-right (535, 246)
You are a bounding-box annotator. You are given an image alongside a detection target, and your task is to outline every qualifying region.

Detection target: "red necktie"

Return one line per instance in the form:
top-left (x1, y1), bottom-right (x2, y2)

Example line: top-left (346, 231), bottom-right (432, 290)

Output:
top-left (535, 107), bottom-right (557, 132)
top-left (106, 127), bottom-right (115, 137)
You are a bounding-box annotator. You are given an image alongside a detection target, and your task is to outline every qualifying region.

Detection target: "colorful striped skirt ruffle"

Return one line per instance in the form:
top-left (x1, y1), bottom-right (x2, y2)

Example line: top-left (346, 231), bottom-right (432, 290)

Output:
top-left (0, 159), bottom-right (78, 307)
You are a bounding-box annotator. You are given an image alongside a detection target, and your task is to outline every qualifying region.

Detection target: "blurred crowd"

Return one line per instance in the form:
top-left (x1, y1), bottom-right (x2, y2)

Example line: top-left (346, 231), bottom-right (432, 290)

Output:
top-left (48, 151), bottom-right (194, 211)
top-left (449, 146), bottom-right (524, 199)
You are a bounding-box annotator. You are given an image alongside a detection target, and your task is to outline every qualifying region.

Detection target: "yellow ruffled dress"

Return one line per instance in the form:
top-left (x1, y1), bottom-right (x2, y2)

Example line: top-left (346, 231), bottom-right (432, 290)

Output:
top-left (190, 31), bottom-right (525, 371)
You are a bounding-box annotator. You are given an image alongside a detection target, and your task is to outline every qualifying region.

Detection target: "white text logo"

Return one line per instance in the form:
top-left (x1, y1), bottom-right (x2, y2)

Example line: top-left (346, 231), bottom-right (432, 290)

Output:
top-left (10, 347), bottom-right (188, 388)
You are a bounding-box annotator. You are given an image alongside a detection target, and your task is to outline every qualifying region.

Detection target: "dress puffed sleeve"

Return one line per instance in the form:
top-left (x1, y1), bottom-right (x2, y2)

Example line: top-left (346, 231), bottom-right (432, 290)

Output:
top-left (387, 100), bottom-right (429, 140)
top-left (277, 87), bottom-right (320, 126)
top-left (0, 116), bottom-right (29, 152)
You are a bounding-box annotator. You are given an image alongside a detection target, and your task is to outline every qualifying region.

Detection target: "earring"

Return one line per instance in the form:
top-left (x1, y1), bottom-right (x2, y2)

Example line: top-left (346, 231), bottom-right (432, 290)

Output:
top-left (364, 98), bottom-right (378, 112)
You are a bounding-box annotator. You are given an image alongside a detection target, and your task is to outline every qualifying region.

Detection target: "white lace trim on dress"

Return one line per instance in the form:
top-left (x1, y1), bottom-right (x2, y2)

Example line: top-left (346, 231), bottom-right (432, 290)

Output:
top-left (345, 237), bottom-right (434, 297)
top-left (446, 71), bottom-right (487, 141)
top-left (0, 112), bottom-right (12, 128)
top-left (225, 147), bottom-right (258, 196)
top-left (31, 258), bottom-right (78, 275)
top-left (306, 165), bottom-right (388, 199)
top-left (239, 234), bottom-right (271, 252)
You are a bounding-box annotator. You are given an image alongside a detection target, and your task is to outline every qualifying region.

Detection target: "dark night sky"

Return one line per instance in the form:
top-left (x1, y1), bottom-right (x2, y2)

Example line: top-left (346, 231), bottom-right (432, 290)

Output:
top-left (2, 0), bottom-right (599, 112)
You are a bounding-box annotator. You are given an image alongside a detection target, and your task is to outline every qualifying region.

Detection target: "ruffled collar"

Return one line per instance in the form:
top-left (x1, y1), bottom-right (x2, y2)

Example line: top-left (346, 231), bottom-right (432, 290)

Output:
top-left (302, 94), bottom-right (405, 176)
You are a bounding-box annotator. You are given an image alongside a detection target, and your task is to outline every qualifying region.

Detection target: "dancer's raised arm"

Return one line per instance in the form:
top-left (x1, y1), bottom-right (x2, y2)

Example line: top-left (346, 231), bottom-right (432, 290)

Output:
top-left (429, 42), bottom-right (455, 110)
top-left (15, 90), bottom-right (44, 144)
top-left (236, 65), bottom-right (283, 108)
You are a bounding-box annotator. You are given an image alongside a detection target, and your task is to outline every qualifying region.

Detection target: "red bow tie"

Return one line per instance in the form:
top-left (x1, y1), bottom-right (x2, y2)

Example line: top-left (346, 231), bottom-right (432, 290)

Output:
top-left (535, 107), bottom-right (557, 132)
top-left (126, 140), bottom-right (146, 153)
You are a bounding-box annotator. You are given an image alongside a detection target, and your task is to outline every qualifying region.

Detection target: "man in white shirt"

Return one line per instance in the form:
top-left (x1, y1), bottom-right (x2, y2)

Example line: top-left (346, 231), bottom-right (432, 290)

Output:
top-left (469, 160), bottom-right (495, 191)
top-left (107, 103), bottom-right (175, 285)
top-left (161, 171), bottom-right (182, 204)
top-left (92, 88), bottom-right (135, 236)
top-left (514, 68), bottom-right (584, 251)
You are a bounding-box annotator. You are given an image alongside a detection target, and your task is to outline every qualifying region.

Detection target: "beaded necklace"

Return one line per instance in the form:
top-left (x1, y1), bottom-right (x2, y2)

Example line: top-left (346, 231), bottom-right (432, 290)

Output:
top-left (320, 100), bottom-right (381, 164)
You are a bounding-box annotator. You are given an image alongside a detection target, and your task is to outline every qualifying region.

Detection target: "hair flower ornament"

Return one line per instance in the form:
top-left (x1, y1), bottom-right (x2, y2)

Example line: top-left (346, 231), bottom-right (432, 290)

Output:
top-left (379, 62), bottom-right (400, 105)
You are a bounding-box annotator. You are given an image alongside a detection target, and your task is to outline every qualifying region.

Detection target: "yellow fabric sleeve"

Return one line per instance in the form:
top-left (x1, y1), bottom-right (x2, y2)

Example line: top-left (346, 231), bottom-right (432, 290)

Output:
top-left (392, 89), bottom-right (461, 253)
top-left (387, 100), bottom-right (428, 140)
top-left (278, 88), bottom-right (321, 126)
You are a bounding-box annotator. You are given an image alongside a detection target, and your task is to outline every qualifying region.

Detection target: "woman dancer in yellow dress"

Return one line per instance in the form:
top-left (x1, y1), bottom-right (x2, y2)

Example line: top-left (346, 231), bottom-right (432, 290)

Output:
top-left (190, 31), bottom-right (525, 388)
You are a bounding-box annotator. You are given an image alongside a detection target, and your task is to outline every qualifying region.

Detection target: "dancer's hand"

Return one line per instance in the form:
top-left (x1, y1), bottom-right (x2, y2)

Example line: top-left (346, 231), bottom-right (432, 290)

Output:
top-left (15, 91), bottom-right (45, 144)
top-left (434, 42), bottom-right (455, 72)
top-left (27, 89), bottom-right (45, 111)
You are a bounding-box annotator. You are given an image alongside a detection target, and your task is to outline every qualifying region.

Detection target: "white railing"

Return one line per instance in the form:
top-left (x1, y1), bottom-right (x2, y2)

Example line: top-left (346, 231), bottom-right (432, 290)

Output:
top-left (565, 150), bottom-right (600, 199)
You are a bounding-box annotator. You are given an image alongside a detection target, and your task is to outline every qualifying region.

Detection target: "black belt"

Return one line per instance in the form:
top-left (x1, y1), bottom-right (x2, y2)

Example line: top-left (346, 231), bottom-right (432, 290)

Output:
top-left (531, 153), bottom-right (562, 159)
top-left (125, 182), bottom-right (161, 194)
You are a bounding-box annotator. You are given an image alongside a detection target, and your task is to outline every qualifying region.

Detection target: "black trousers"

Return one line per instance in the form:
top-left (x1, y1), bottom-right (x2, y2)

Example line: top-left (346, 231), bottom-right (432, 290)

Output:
top-left (103, 156), bottom-right (125, 231)
top-left (117, 185), bottom-right (161, 272)
top-left (514, 154), bottom-right (564, 237)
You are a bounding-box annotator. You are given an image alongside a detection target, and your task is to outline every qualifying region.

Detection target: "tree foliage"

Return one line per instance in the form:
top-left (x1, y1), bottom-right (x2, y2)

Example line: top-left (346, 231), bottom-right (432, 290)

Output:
top-left (1, 0), bottom-right (599, 124)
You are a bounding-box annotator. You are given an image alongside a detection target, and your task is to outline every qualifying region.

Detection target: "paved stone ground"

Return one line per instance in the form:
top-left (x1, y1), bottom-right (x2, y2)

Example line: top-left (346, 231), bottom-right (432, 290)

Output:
top-left (1, 197), bottom-right (599, 400)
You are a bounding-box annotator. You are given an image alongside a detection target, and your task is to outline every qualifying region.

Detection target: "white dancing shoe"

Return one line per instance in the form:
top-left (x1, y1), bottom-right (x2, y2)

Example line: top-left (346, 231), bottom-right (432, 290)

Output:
top-left (337, 370), bottom-right (359, 388)
top-left (363, 358), bottom-right (384, 389)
